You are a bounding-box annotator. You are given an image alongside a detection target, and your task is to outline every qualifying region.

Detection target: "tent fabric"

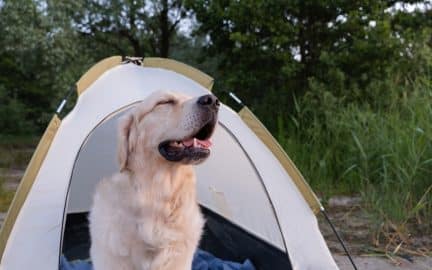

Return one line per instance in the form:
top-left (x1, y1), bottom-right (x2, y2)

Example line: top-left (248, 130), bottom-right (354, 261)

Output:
top-left (0, 115), bottom-right (61, 258)
top-left (238, 107), bottom-right (323, 215)
top-left (226, 107), bottom-right (337, 269)
top-left (142, 57), bottom-right (214, 90)
top-left (76, 56), bottom-right (214, 96)
top-left (198, 207), bottom-right (291, 270)
top-left (0, 57), bottom-right (338, 270)
top-left (76, 56), bottom-right (122, 96)
top-left (193, 249), bottom-right (255, 270)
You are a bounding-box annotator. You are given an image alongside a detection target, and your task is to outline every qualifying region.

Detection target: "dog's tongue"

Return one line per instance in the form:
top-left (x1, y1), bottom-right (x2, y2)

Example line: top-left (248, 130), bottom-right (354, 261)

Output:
top-left (182, 138), bottom-right (212, 149)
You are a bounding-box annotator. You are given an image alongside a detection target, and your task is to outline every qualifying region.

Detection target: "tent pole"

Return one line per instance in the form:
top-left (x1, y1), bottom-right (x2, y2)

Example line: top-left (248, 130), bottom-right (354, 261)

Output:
top-left (56, 86), bottom-right (76, 115)
top-left (321, 208), bottom-right (358, 270)
top-left (228, 92), bottom-right (244, 106)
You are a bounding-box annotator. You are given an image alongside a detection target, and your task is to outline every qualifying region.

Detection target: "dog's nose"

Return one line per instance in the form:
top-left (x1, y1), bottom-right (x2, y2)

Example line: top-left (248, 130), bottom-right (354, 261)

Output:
top-left (197, 94), bottom-right (220, 110)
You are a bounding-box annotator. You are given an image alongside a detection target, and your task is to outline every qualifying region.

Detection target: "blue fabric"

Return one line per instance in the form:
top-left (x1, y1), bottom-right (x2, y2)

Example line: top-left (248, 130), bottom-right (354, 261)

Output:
top-left (60, 249), bottom-right (255, 270)
top-left (192, 249), bottom-right (255, 270)
top-left (60, 255), bottom-right (91, 270)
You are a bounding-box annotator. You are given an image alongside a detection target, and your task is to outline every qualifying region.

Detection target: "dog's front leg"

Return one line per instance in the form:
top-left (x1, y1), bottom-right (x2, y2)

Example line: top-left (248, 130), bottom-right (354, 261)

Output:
top-left (148, 246), bottom-right (194, 270)
top-left (91, 243), bottom-right (133, 270)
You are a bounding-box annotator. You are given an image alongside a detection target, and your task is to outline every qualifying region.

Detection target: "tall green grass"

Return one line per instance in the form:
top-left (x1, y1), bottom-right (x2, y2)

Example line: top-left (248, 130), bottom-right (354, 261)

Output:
top-left (0, 171), bottom-right (15, 212)
top-left (279, 76), bottom-right (432, 235)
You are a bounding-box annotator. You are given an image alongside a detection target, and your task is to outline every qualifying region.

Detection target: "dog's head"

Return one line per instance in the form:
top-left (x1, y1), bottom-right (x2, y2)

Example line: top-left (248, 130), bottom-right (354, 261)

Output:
top-left (118, 90), bottom-right (219, 171)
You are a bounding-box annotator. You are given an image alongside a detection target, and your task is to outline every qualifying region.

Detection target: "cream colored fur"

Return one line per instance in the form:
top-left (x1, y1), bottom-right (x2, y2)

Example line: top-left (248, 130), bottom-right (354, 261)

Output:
top-left (89, 91), bottom-right (211, 270)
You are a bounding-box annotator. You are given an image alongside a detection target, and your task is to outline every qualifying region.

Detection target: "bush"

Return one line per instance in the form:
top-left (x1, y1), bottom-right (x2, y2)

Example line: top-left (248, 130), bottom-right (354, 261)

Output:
top-left (0, 87), bottom-right (36, 135)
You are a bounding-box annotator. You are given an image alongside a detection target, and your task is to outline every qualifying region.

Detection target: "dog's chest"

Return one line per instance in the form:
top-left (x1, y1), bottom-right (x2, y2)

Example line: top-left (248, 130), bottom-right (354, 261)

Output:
top-left (124, 188), bottom-right (198, 245)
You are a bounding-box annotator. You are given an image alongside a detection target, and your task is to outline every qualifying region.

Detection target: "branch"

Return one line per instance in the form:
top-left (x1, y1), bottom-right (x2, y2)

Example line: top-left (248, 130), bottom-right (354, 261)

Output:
top-left (169, 17), bottom-right (182, 33)
top-left (118, 29), bottom-right (142, 56)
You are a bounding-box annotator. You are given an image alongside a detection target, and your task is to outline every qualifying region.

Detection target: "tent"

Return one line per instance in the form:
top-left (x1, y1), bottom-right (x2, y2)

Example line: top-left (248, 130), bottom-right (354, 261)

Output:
top-left (0, 57), bottom-right (339, 270)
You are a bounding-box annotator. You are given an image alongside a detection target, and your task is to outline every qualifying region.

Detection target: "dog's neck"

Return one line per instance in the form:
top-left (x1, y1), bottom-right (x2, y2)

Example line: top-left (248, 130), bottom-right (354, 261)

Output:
top-left (124, 154), bottom-right (196, 200)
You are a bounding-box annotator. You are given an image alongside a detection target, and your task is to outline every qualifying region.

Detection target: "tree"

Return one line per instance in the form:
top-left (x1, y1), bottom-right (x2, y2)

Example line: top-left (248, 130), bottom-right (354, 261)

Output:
top-left (187, 1), bottom-right (299, 123)
top-left (0, 0), bottom-right (93, 133)
top-left (0, 0), bottom-right (199, 134)
top-left (189, 0), bottom-right (432, 130)
top-left (71, 0), bottom-right (193, 57)
top-left (0, 0), bottom-right (55, 133)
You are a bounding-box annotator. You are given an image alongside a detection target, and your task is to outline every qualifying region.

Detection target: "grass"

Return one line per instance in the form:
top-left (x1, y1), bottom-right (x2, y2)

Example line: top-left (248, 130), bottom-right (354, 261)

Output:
top-left (0, 135), bottom-right (36, 213)
top-left (278, 76), bottom-right (432, 250)
top-left (0, 135), bottom-right (37, 169)
top-left (0, 172), bottom-right (16, 213)
top-left (0, 134), bottom-right (39, 148)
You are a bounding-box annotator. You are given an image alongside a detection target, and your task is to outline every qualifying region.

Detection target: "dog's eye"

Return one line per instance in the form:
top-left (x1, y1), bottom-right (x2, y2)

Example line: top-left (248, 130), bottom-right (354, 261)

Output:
top-left (157, 99), bottom-right (176, 106)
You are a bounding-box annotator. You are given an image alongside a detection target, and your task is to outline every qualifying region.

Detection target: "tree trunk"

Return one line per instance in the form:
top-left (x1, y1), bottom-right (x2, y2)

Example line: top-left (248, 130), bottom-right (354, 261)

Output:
top-left (159, 0), bottom-right (170, 57)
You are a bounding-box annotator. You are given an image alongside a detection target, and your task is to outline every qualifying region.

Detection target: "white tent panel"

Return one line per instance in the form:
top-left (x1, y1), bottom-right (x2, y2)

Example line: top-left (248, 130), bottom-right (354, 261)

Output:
top-left (67, 107), bottom-right (128, 214)
top-left (195, 122), bottom-right (285, 248)
top-left (218, 107), bottom-right (338, 270)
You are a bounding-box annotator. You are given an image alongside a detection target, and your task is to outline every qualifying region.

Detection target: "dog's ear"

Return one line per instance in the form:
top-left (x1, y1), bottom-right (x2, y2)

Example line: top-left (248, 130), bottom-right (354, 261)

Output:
top-left (118, 113), bottom-right (137, 171)
top-left (118, 91), bottom-right (177, 171)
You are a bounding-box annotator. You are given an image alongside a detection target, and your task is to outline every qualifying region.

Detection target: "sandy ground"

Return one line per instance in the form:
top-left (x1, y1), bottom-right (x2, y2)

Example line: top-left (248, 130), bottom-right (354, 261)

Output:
top-left (0, 168), bottom-right (431, 270)
top-left (335, 254), bottom-right (432, 270)
top-left (319, 196), bottom-right (432, 270)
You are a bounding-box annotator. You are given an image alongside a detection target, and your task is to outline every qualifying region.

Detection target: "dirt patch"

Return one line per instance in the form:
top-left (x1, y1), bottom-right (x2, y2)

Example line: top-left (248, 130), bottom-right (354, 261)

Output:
top-left (319, 196), bottom-right (370, 254)
top-left (0, 147), bottom-right (33, 169)
top-left (319, 196), bottom-right (432, 269)
top-left (1, 168), bottom-right (24, 191)
top-left (0, 145), bottom-right (31, 211)
top-left (334, 254), bottom-right (432, 270)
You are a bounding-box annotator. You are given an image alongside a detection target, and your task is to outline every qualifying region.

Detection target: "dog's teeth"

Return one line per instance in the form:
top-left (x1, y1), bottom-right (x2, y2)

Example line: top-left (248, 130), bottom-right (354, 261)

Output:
top-left (193, 138), bottom-right (197, 147)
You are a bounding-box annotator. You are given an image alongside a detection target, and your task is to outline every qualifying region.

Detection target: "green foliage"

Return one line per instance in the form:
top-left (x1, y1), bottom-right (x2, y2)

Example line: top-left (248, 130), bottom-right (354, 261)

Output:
top-left (64, 0), bottom-right (193, 57)
top-left (0, 0), bottom-right (197, 135)
top-left (188, 0), bottom-right (297, 127)
top-left (282, 76), bottom-right (432, 231)
top-left (190, 0), bottom-right (432, 131)
top-left (0, 89), bottom-right (35, 135)
top-left (0, 0), bottom-right (94, 134)
top-left (0, 177), bottom-right (14, 213)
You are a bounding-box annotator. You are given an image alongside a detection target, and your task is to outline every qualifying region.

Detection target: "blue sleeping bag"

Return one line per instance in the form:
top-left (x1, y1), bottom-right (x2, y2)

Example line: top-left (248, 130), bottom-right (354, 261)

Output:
top-left (60, 249), bottom-right (255, 270)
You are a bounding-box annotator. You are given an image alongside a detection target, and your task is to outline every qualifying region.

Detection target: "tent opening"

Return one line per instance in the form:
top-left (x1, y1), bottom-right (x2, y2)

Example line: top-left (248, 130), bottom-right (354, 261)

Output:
top-left (62, 208), bottom-right (291, 270)
top-left (60, 103), bottom-right (292, 270)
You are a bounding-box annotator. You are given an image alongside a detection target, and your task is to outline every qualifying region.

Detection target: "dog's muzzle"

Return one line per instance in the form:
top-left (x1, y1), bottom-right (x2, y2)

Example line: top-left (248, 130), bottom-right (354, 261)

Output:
top-left (158, 94), bottom-right (220, 164)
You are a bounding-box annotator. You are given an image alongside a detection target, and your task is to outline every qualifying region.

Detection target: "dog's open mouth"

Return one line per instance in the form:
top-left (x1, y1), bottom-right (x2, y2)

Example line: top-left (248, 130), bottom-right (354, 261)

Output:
top-left (158, 119), bottom-right (217, 163)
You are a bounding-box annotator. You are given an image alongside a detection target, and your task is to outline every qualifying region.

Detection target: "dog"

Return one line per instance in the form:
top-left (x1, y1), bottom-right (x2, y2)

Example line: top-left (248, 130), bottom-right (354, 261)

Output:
top-left (89, 90), bottom-right (219, 270)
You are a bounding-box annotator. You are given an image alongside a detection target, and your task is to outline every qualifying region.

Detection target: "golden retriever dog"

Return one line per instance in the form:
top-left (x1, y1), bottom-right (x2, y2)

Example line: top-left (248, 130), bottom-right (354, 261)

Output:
top-left (89, 90), bottom-right (219, 270)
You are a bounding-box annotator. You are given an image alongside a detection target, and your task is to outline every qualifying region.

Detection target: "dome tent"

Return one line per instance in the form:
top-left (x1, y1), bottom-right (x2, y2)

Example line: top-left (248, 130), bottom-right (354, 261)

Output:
top-left (0, 57), bottom-right (339, 270)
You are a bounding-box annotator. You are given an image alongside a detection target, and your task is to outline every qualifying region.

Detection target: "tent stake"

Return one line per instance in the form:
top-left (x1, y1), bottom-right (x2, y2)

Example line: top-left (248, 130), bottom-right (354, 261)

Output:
top-left (321, 207), bottom-right (358, 270)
